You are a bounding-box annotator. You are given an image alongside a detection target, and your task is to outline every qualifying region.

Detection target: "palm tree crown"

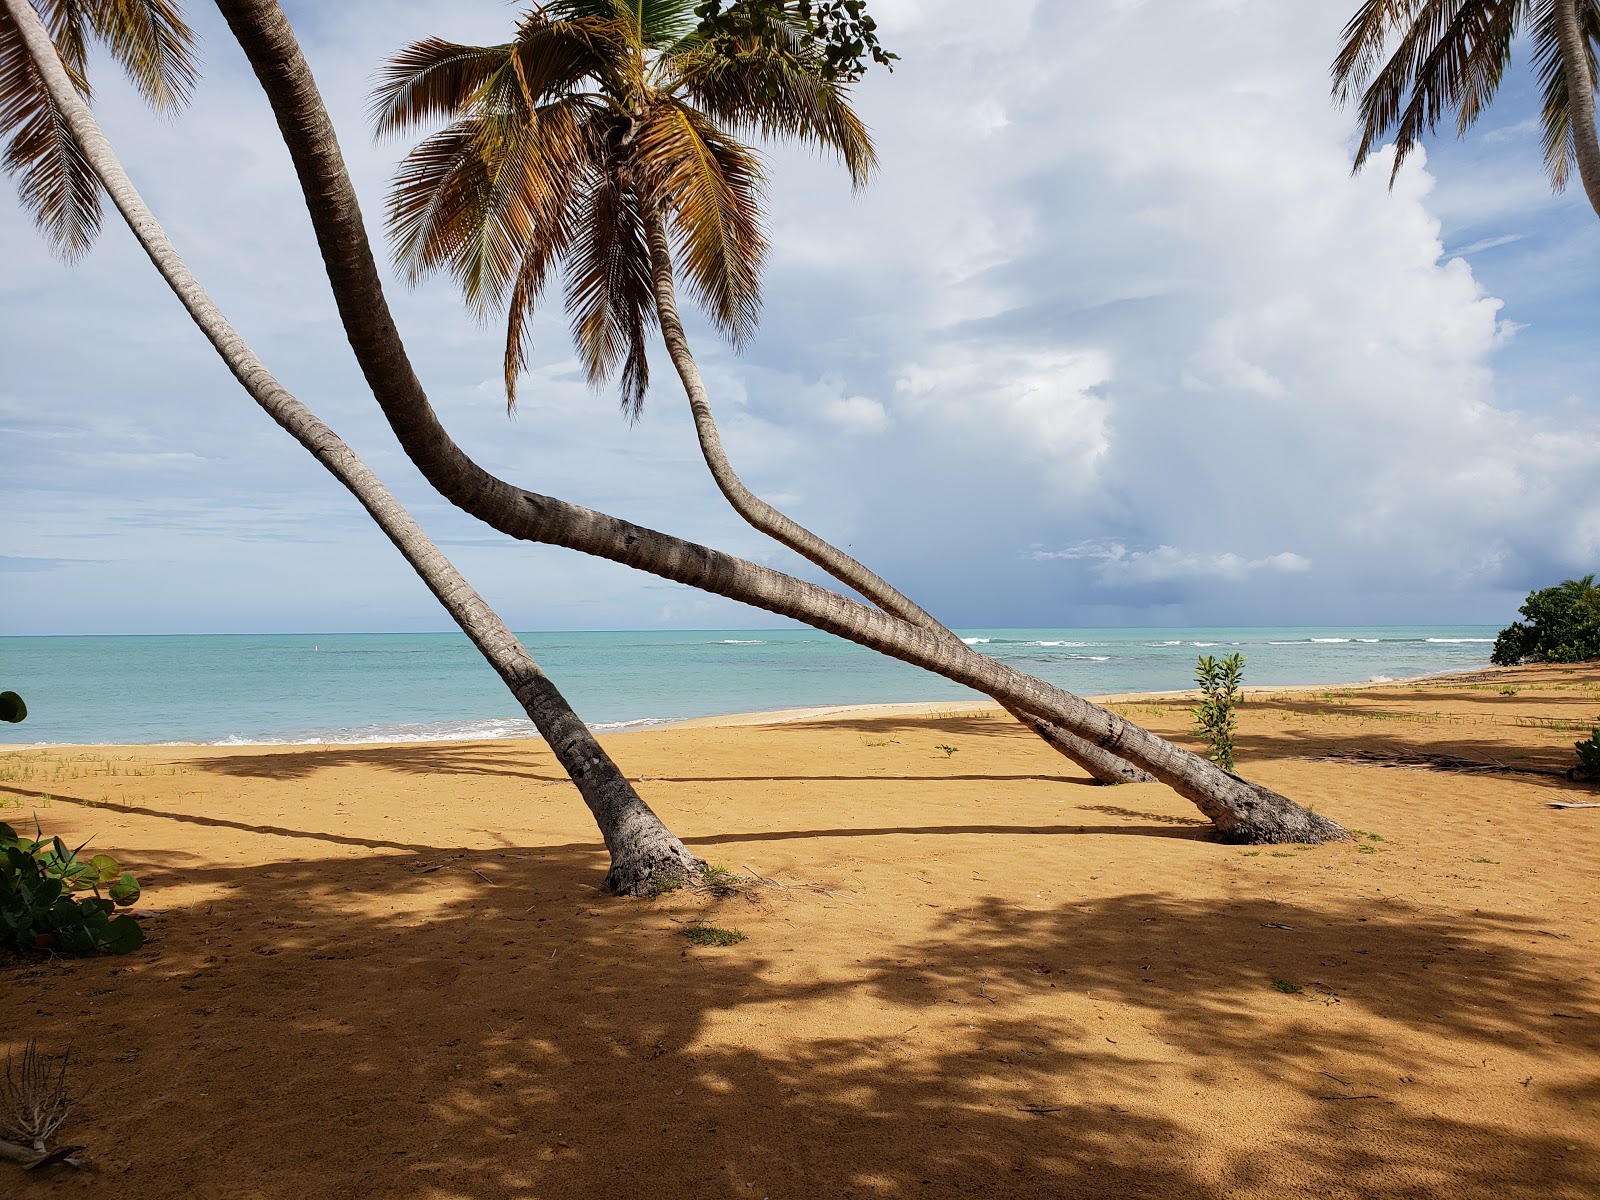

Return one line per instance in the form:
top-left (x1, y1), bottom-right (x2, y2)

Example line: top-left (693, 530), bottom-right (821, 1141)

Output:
top-left (0, 0), bottom-right (195, 259)
top-left (372, 0), bottom-right (876, 413)
top-left (1332, 0), bottom-right (1600, 194)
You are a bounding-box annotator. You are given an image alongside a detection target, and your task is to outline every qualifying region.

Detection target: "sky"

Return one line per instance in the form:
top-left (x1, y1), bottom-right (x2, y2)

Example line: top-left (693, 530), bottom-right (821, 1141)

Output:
top-left (3, 0), bottom-right (1598, 636)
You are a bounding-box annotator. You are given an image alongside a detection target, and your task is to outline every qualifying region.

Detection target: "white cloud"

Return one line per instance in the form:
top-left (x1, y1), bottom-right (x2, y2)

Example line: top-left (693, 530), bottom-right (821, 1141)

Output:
top-left (2, 0), bottom-right (1597, 633)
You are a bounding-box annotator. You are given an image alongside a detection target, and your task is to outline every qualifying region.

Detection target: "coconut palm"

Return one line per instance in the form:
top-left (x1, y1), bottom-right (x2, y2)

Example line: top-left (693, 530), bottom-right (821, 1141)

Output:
top-left (1333, 0), bottom-right (1600, 218)
top-left (214, 0), bottom-right (1344, 839)
top-left (372, 0), bottom-right (1153, 785)
top-left (2, 0), bottom-right (699, 895)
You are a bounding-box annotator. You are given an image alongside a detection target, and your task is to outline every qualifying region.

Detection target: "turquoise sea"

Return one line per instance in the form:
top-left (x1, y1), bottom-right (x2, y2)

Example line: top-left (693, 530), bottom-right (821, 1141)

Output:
top-left (0, 626), bottom-right (1498, 746)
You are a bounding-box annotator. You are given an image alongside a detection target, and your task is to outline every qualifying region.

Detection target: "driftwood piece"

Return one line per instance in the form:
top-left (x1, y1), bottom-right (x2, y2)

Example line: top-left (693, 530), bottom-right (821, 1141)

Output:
top-left (1549, 801), bottom-right (1600, 809)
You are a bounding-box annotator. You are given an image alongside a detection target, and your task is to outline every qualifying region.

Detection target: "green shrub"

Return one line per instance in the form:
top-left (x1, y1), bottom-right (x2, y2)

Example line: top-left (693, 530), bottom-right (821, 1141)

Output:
top-left (0, 821), bottom-right (143, 955)
top-left (1194, 652), bottom-right (1245, 772)
top-left (1574, 728), bottom-right (1600, 783)
top-left (1492, 575), bottom-right (1600, 665)
top-left (0, 692), bottom-right (25, 723)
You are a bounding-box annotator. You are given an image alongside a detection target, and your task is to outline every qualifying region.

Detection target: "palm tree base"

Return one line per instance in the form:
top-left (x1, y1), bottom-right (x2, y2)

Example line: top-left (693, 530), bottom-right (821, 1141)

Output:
top-left (602, 828), bottom-right (705, 897)
top-left (1210, 782), bottom-right (1351, 845)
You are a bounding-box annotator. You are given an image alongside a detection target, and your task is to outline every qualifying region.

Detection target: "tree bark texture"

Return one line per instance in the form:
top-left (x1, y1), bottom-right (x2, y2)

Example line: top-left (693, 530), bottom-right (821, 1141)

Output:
top-left (1555, 0), bottom-right (1600, 218)
top-left (641, 206), bottom-right (1155, 785)
top-left (4, 0), bottom-right (700, 896)
top-left (212, 0), bottom-right (1347, 844)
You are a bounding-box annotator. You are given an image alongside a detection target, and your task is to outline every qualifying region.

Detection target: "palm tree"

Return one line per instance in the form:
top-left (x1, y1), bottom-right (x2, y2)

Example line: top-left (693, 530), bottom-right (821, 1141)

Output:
top-left (370, 0), bottom-right (1152, 786)
top-left (1, 0), bottom-right (700, 896)
top-left (212, 0), bottom-right (1344, 843)
top-left (1333, 0), bottom-right (1600, 219)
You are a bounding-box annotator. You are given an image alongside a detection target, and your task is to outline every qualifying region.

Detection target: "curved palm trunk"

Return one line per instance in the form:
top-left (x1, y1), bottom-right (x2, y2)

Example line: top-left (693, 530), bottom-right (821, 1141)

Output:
top-left (640, 207), bottom-right (1155, 786)
top-left (4, 0), bottom-right (698, 896)
top-left (1555, 0), bottom-right (1600, 218)
top-left (214, 0), bottom-right (1345, 845)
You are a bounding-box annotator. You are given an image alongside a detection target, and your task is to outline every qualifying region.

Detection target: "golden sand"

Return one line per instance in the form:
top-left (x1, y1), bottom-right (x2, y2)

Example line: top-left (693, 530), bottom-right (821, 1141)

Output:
top-left (2, 664), bottom-right (1597, 1197)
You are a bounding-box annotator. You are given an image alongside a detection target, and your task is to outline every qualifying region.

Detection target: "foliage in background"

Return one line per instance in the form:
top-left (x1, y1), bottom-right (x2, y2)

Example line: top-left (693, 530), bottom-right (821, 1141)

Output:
top-left (0, 692), bottom-right (24, 723)
top-left (1194, 652), bottom-right (1246, 773)
top-left (1491, 575), bottom-right (1600, 665)
top-left (0, 821), bottom-right (142, 955)
top-left (693, 0), bottom-right (897, 81)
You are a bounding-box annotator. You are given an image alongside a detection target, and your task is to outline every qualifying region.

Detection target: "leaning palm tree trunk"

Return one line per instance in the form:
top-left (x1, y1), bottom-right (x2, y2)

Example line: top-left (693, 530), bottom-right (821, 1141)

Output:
top-left (640, 207), bottom-right (1154, 785)
top-left (4, 0), bottom-right (699, 896)
top-left (214, 0), bottom-right (1346, 845)
top-left (1555, 0), bottom-right (1600, 217)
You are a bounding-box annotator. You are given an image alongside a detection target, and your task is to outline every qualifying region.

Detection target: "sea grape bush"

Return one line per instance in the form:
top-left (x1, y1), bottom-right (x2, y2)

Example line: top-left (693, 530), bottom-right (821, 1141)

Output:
top-left (1194, 653), bottom-right (1246, 773)
top-left (0, 821), bottom-right (143, 955)
top-left (1492, 575), bottom-right (1600, 665)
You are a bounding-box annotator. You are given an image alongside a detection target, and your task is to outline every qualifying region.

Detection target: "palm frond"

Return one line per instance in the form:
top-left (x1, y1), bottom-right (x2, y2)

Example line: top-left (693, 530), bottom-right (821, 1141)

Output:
top-left (547, 0), bottom-right (698, 48)
top-left (0, 8), bottom-right (100, 260)
top-left (1337, 0), bottom-right (1522, 181)
top-left (636, 97), bottom-right (765, 344)
top-left (665, 23), bottom-right (876, 185)
top-left (502, 203), bottom-right (576, 405)
top-left (387, 96), bottom-right (597, 313)
top-left (1532, 0), bottom-right (1600, 190)
top-left (85, 0), bottom-right (196, 114)
top-left (370, 38), bottom-right (516, 138)
top-left (563, 159), bottom-right (657, 416)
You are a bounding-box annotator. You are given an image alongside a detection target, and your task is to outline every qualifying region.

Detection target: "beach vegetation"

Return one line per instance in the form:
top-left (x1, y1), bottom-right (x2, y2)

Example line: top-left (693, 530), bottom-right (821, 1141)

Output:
top-left (1271, 979), bottom-right (1303, 995)
top-left (682, 920), bottom-right (745, 946)
top-left (1492, 576), bottom-right (1600, 665)
top-left (935, 744), bottom-right (959, 758)
top-left (0, 820), bottom-right (143, 955)
top-left (692, 863), bottom-right (744, 897)
top-left (0, 693), bottom-right (25, 723)
top-left (1332, 0), bottom-right (1600, 220)
top-left (1193, 653), bottom-right (1246, 772)
top-left (1572, 727), bottom-right (1600, 782)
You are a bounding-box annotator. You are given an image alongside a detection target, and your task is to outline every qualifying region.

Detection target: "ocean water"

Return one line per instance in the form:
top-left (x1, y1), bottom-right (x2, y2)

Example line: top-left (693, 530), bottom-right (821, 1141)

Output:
top-left (0, 626), bottom-right (1498, 746)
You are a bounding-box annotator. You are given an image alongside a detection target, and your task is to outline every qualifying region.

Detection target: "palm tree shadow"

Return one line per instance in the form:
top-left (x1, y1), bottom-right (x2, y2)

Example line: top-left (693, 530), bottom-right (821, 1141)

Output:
top-left (5, 854), bottom-right (1592, 1199)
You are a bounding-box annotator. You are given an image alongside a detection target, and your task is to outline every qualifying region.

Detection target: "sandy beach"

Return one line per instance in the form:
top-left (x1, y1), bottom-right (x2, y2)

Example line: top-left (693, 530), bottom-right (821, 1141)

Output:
top-left (2, 664), bottom-right (1597, 1198)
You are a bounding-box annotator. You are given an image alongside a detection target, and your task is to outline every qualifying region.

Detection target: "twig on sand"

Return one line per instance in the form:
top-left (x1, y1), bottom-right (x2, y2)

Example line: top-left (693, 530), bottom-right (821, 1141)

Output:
top-left (1549, 801), bottom-right (1600, 809)
top-left (1, 1041), bottom-right (83, 1172)
top-left (738, 865), bottom-right (848, 898)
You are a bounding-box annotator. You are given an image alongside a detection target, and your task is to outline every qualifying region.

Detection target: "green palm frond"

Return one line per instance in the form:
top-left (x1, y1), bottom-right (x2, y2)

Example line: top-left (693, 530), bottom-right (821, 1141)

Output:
top-left (564, 158), bottom-right (657, 416)
top-left (636, 97), bottom-right (765, 343)
top-left (379, 0), bottom-right (879, 408)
